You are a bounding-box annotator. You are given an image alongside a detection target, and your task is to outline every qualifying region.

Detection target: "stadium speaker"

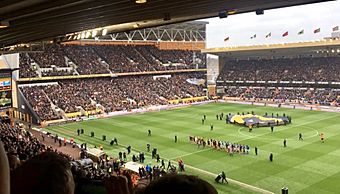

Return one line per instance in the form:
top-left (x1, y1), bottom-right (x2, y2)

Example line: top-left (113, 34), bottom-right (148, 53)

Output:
top-left (256, 9), bottom-right (264, 15)
top-left (281, 187), bottom-right (288, 194)
top-left (218, 11), bottom-right (228, 18)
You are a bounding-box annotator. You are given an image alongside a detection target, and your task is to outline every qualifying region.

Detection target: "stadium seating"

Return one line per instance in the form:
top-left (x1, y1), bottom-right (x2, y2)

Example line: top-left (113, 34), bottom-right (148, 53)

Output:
top-left (20, 73), bottom-right (206, 120)
top-left (0, 122), bottom-right (180, 194)
top-left (224, 87), bottom-right (340, 105)
top-left (18, 44), bottom-right (206, 77)
top-left (28, 44), bottom-right (66, 68)
top-left (218, 57), bottom-right (340, 82)
top-left (63, 45), bottom-right (110, 75)
top-left (19, 53), bottom-right (38, 78)
top-left (20, 86), bottom-right (61, 121)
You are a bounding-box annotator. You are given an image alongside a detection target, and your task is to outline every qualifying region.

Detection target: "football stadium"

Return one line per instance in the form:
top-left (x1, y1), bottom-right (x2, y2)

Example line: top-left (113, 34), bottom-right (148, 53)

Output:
top-left (1, 1), bottom-right (340, 194)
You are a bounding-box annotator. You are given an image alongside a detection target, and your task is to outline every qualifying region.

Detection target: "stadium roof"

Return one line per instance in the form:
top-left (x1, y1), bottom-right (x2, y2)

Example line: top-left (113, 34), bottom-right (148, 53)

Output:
top-left (99, 21), bottom-right (208, 42)
top-left (202, 39), bottom-right (340, 59)
top-left (0, 0), bottom-right (332, 46)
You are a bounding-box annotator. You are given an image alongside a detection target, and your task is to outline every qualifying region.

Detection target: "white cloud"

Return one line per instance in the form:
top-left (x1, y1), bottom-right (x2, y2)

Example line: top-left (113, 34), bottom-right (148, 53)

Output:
top-left (203, 1), bottom-right (340, 48)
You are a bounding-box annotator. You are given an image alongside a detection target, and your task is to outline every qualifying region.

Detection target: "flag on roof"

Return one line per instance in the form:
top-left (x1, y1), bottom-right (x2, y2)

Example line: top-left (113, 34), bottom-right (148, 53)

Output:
top-left (282, 31), bottom-right (288, 37)
top-left (250, 34), bottom-right (257, 39)
top-left (314, 28), bottom-right (321, 33)
top-left (224, 37), bottom-right (230, 41)
top-left (333, 26), bottom-right (339, 32)
top-left (265, 32), bottom-right (271, 38)
top-left (298, 30), bottom-right (304, 35)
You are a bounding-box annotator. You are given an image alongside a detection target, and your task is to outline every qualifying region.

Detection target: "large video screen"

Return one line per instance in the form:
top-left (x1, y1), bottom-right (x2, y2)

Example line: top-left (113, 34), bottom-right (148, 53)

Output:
top-left (0, 76), bottom-right (12, 110)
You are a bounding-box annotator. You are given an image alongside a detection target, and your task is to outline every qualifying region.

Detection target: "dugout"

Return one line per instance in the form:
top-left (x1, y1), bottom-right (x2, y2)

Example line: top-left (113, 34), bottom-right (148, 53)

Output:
top-left (86, 148), bottom-right (105, 162)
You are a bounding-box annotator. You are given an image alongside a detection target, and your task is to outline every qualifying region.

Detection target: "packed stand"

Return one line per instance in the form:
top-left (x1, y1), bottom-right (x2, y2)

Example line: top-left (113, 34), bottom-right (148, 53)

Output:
top-left (63, 45), bottom-right (109, 75)
top-left (43, 82), bottom-right (95, 113)
top-left (224, 87), bottom-right (340, 105)
top-left (218, 57), bottom-right (340, 82)
top-left (19, 53), bottom-right (38, 78)
top-left (20, 73), bottom-right (205, 117)
top-left (0, 122), bottom-right (187, 194)
top-left (20, 86), bottom-right (61, 121)
top-left (81, 78), bottom-right (136, 112)
top-left (171, 73), bottom-right (206, 97)
top-left (0, 122), bottom-right (46, 164)
top-left (135, 45), bottom-right (166, 71)
top-left (119, 45), bottom-right (156, 71)
top-left (117, 76), bottom-right (169, 107)
top-left (28, 44), bottom-right (67, 68)
top-left (19, 44), bottom-right (206, 77)
top-left (94, 45), bottom-right (140, 73)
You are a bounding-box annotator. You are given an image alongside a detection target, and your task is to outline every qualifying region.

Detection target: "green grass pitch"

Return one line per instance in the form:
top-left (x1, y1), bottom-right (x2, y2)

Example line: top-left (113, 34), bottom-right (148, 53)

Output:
top-left (45, 103), bottom-right (340, 194)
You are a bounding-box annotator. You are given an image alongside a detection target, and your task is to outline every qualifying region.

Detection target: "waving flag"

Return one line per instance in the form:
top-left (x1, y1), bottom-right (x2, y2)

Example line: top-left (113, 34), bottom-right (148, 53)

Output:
top-left (224, 37), bottom-right (230, 41)
top-left (298, 30), bottom-right (304, 35)
top-left (314, 28), bottom-right (321, 33)
top-left (282, 31), bottom-right (288, 37)
top-left (333, 26), bottom-right (339, 32)
top-left (265, 32), bottom-right (271, 38)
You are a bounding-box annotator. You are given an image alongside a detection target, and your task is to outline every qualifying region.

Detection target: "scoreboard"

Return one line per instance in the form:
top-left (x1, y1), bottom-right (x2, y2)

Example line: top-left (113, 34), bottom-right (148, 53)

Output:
top-left (0, 78), bottom-right (11, 91)
top-left (0, 71), bottom-right (12, 110)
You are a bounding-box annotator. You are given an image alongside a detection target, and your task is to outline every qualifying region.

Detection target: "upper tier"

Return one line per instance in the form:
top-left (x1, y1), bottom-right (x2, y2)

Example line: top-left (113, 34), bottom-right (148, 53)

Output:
top-left (218, 57), bottom-right (340, 82)
top-left (19, 44), bottom-right (206, 78)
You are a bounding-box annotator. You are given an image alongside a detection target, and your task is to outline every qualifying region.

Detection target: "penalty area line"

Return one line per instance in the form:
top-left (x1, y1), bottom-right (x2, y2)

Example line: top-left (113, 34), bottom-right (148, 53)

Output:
top-left (185, 164), bottom-right (274, 194)
top-left (170, 147), bottom-right (213, 160)
top-left (49, 125), bottom-right (274, 194)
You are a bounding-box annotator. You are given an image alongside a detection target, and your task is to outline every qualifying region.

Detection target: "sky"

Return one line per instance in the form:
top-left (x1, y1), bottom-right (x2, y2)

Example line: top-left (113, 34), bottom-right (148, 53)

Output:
top-left (203, 1), bottom-right (340, 48)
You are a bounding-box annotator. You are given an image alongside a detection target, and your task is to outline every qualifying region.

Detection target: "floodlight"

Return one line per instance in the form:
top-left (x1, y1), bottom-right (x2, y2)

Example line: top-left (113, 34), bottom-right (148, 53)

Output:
top-left (135, 0), bottom-right (147, 4)
top-left (102, 29), bottom-right (108, 36)
top-left (92, 30), bottom-right (97, 37)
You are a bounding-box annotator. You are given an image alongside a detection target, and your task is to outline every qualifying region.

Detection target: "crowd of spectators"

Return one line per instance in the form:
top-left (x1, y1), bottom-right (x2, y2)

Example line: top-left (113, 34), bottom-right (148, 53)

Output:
top-left (19, 53), bottom-right (38, 78)
top-left (135, 45), bottom-right (165, 71)
top-left (28, 44), bottom-right (67, 68)
top-left (63, 45), bottom-right (110, 75)
top-left (224, 87), bottom-right (340, 106)
top-left (119, 45), bottom-right (156, 72)
top-left (18, 44), bottom-right (206, 77)
top-left (218, 57), bottom-right (340, 82)
top-left (20, 86), bottom-right (61, 120)
top-left (118, 76), bottom-right (168, 107)
top-left (0, 121), bottom-right (217, 194)
top-left (78, 78), bottom-right (135, 113)
top-left (93, 45), bottom-right (139, 73)
top-left (20, 73), bottom-right (206, 119)
top-left (43, 82), bottom-right (95, 113)
top-left (0, 123), bottom-right (46, 165)
top-left (145, 46), bottom-right (190, 65)
top-left (172, 74), bottom-right (205, 97)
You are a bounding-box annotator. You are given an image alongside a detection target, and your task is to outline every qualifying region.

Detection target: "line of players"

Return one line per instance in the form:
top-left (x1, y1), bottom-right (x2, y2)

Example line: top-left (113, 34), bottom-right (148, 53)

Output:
top-left (74, 112), bottom-right (325, 170)
top-left (199, 113), bottom-right (326, 162)
top-left (189, 136), bottom-right (251, 156)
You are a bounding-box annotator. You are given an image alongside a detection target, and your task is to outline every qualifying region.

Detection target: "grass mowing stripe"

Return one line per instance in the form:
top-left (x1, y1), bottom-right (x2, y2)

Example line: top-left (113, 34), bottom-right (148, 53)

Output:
top-left (44, 103), bottom-right (340, 194)
top-left (47, 124), bottom-right (274, 194)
